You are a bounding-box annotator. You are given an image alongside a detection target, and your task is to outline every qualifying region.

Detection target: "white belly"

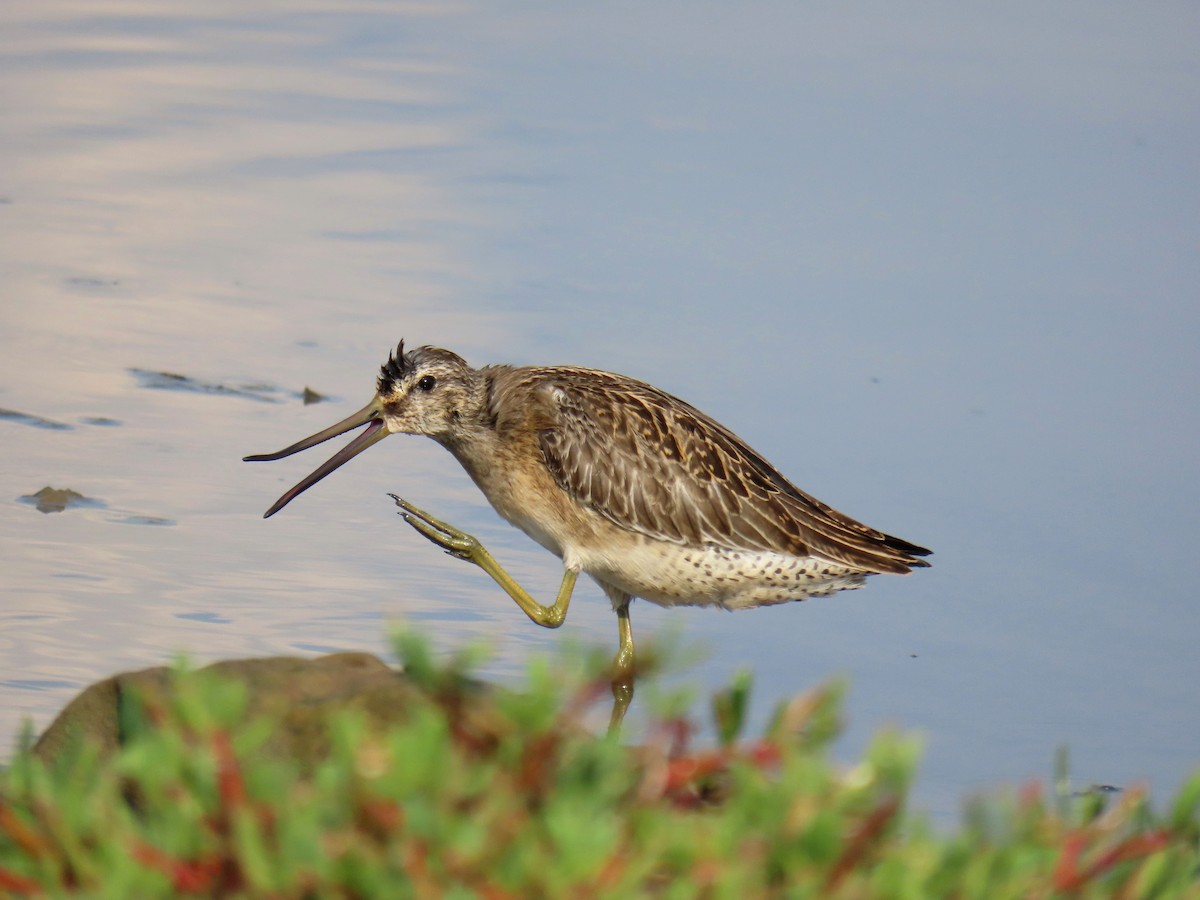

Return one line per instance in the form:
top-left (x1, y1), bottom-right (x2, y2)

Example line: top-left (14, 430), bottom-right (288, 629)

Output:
top-left (467, 457), bottom-right (868, 611)
top-left (577, 536), bottom-right (868, 610)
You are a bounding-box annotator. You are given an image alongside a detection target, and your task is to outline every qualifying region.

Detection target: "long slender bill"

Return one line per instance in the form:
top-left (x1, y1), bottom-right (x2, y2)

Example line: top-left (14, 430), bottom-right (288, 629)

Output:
top-left (244, 400), bottom-right (390, 518)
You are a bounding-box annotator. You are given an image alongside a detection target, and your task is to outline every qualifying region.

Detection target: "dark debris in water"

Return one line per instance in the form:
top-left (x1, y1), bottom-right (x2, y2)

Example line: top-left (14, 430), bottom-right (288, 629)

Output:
top-left (65, 275), bottom-right (120, 289)
top-left (129, 368), bottom-right (283, 403)
top-left (19, 486), bottom-right (104, 514)
top-left (17, 486), bottom-right (175, 524)
top-left (0, 407), bottom-right (73, 430)
top-left (80, 416), bottom-right (122, 427)
top-left (130, 369), bottom-right (330, 405)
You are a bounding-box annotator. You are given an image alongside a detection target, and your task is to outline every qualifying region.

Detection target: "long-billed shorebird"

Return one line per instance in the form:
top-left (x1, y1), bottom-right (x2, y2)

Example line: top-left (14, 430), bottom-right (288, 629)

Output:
top-left (245, 342), bottom-right (930, 725)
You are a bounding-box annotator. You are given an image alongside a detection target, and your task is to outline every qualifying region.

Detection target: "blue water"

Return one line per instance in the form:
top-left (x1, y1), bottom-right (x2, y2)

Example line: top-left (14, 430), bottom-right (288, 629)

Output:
top-left (2, 2), bottom-right (1197, 825)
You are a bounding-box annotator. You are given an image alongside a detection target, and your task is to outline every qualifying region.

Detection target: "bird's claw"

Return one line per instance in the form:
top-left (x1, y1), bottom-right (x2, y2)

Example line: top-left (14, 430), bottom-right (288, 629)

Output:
top-left (389, 493), bottom-right (480, 561)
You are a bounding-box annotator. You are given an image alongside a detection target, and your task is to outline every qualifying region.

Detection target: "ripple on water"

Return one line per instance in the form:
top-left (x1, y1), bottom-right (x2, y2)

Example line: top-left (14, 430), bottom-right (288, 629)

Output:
top-left (1, 679), bottom-right (80, 692)
top-left (175, 611), bottom-right (232, 624)
top-left (112, 514), bottom-right (176, 526)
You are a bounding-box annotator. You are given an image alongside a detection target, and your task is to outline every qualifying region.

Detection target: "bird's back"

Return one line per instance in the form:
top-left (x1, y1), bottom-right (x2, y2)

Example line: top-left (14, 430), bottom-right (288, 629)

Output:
top-left (479, 364), bottom-right (930, 580)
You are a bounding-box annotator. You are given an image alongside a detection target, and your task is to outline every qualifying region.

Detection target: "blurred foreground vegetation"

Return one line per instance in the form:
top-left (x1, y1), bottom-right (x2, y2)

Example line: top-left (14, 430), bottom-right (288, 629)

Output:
top-left (2, 633), bottom-right (1197, 897)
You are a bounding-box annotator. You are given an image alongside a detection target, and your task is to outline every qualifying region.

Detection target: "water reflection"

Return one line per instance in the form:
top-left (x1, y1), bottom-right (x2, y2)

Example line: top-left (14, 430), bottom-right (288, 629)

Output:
top-left (1, 0), bottom-right (500, 761)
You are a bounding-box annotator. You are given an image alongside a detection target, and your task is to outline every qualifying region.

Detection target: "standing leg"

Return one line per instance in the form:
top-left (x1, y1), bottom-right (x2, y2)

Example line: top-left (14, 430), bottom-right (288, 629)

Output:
top-left (609, 596), bottom-right (636, 733)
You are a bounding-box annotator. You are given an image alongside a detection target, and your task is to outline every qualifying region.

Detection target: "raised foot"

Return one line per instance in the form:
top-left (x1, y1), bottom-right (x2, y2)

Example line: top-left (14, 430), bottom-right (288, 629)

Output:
top-left (389, 493), bottom-right (480, 562)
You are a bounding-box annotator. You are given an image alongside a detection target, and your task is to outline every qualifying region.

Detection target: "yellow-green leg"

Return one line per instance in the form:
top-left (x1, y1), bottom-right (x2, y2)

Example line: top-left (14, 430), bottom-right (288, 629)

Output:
top-left (392, 494), bottom-right (638, 734)
top-left (609, 600), bottom-right (636, 733)
top-left (391, 494), bottom-right (577, 628)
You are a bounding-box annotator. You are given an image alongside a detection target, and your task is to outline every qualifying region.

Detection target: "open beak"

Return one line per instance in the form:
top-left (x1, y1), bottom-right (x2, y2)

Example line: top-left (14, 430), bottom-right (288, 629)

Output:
top-left (244, 400), bottom-right (390, 518)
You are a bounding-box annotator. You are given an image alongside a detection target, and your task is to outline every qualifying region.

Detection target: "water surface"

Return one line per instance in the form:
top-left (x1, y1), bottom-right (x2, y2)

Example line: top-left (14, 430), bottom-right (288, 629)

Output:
top-left (2, 2), bottom-right (1198, 824)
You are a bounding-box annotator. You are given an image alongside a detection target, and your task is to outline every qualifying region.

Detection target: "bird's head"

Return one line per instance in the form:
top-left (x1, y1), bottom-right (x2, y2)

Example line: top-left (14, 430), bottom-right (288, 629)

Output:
top-left (244, 341), bottom-right (474, 518)
top-left (375, 341), bottom-right (476, 439)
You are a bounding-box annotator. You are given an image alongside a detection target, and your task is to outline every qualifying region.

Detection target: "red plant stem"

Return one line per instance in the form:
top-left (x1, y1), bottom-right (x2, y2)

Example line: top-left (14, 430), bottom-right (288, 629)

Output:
top-left (132, 841), bottom-right (222, 893)
top-left (212, 731), bottom-right (246, 813)
top-left (0, 865), bottom-right (42, 893)
top-left (826, 797), bottom-right (901, 890)
top-left (1052, 832), bottom-right (1087, 890)
top-left (0, 803), bottom-right (48, 859)
top-left (662, 740), bottom-right (783, 794)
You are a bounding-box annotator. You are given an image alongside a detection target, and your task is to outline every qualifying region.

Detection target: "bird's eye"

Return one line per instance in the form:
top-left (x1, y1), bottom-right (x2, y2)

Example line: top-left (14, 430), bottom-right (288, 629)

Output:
top-left (417, 375), bottom-right (437, 392)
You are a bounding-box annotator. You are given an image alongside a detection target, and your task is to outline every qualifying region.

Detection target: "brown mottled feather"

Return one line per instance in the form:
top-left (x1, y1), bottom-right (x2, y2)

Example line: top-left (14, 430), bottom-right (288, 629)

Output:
top-left (517, 367), bottom-right (930, 575)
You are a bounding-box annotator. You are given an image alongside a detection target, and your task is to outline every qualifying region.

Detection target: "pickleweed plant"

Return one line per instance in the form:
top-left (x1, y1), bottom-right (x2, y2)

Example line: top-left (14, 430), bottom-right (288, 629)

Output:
top-left (1, 631), bottom-right (1196, 897)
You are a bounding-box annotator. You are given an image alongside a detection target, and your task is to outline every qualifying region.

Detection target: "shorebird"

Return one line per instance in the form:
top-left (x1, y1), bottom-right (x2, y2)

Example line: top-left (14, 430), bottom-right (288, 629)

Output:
top-left (245, 341), bottom-right (930, 725)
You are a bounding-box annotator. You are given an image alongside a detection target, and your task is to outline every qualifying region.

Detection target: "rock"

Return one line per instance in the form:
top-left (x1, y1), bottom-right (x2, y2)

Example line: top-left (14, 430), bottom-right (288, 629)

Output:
top-left (32, 652), bottom-right (495, 771)
top-left (21, 486), bottom-right (90, 513)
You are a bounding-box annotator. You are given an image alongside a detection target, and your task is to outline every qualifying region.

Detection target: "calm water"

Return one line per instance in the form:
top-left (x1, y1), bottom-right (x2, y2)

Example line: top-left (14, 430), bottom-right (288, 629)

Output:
top-left (2, 2), bottom-right (1198, 824)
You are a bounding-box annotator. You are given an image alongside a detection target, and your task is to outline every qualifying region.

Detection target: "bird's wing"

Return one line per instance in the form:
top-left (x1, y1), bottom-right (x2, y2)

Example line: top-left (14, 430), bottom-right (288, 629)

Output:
top-left (534, 370), bottom-right (928, 573)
